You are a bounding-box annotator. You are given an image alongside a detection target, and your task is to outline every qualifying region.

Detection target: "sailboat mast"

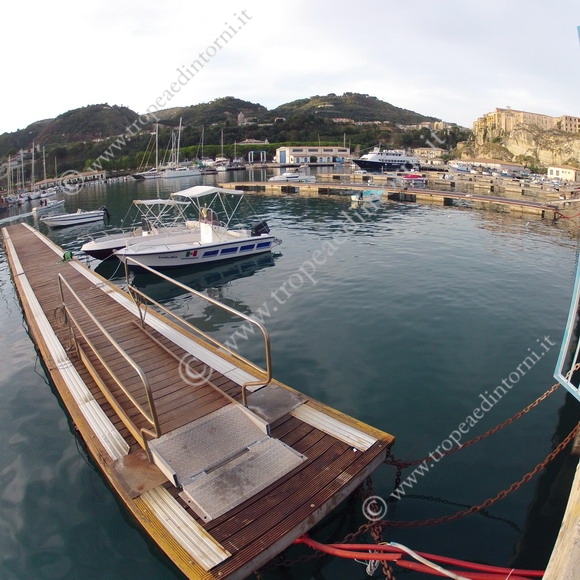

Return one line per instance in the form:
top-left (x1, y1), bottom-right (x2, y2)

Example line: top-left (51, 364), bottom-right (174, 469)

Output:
top-left (176, 118), bottom-right (182, 166)
top-left (20, 149), bottom-right (24, 193)
top-left (155, 124), bottom-right (159, 169)
top-left (7, 155), bottom-right (11, 195)
top-left (43, 146), bottom-right (47, 182)
top-left (31, 143), bottom-right (35, 190)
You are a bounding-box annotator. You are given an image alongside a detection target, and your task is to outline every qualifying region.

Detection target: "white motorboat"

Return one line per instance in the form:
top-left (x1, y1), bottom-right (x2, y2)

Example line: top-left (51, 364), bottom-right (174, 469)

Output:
top-left (81, 198), bottom-right (194, 260)
top-left (350, 189), bottom-right (384, 203)
top-left (114, 185), bottom-right (281, 268)
top-left (268, 171), bottom-right (315, 183)
top-left (32, 199), bottom-right (66, 215)
top-left (40, 206), bottom-right (109, 228)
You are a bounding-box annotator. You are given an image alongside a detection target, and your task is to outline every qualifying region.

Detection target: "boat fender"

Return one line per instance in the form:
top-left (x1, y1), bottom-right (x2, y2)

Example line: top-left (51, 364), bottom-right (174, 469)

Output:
top-left (59, 251), bottom-right (73, 263)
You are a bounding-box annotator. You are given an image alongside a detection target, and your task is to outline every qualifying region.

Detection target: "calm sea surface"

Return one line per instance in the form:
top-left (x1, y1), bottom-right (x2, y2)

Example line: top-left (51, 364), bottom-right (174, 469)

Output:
top-left (1, 170), bottom-right (579, 579)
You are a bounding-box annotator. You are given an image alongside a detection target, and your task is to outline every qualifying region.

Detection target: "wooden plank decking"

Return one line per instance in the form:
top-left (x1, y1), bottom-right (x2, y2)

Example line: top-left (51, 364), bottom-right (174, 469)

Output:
top-left (2, 222), bottom-right (395, 579)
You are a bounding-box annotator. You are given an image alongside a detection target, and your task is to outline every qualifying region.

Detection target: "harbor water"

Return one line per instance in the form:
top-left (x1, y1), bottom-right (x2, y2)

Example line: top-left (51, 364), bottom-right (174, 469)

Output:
top-left (1, 170), bottom-right (579, 579)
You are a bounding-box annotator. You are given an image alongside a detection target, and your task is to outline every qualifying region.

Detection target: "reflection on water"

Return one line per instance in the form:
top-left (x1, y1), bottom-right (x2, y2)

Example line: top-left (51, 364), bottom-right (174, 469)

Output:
top-left (129, 250), bottom-right (278, 301)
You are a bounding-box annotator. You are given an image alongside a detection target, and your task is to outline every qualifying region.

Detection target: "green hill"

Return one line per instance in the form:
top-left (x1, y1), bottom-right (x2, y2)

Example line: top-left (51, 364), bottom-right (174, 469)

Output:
top-left (0, 93), bottom-right (462, 176)
top-left (269, 93), bottom-right (438, 124)
top-left (156, 96), bottom-right (268, 127)
top-left (0, 104), bottom-right (140, 157)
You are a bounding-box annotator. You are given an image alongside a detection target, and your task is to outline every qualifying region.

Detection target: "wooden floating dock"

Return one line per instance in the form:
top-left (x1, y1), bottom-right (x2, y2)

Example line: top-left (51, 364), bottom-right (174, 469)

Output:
top-left (219, 181), bottom-right (569, 218)
top-left (2, 222), bottom-right (394, 580)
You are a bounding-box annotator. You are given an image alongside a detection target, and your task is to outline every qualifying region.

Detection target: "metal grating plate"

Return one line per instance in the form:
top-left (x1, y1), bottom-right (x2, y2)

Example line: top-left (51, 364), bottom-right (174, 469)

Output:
top-left (149, 404), bottom-right (266, 486)
top-left (181, 438), bottom-right (306, 521)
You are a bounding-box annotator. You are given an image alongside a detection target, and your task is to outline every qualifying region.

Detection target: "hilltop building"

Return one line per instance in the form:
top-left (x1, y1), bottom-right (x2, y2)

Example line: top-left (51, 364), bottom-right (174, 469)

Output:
top-left (411, 147), bottom-right (446, 167)
top-left (472, 108), bottom-right (580, 142)
top-left (399, 121), bottom-right (458, 131)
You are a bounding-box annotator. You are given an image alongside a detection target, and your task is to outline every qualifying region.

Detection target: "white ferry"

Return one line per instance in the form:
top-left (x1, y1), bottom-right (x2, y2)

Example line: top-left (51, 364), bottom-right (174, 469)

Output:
top-left (352, 147), bottom-right (420, 172)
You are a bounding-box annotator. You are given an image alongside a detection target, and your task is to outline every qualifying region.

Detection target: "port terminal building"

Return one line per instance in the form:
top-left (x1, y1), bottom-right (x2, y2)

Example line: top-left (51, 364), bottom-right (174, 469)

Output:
top-left (275, 146), bottom-right (351, 164)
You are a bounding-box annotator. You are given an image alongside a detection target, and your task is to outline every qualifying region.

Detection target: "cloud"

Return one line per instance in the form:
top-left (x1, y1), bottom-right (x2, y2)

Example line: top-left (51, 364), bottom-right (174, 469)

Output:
top-left (1, 0), bottom-right (579, 133)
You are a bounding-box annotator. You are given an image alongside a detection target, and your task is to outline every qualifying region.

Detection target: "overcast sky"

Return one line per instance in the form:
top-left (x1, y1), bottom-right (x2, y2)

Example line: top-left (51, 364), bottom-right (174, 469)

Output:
top-left (2, 0), bottom-right (579, 135)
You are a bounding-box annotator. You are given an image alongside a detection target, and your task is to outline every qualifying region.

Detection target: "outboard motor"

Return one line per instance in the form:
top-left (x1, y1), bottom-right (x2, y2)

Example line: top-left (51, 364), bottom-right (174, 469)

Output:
top-left (251, 220), bottom-right (270, 236)
top-left (141, 217), bottom-right (153, 232)
top-left (98, 205), bottom-right (111, 221)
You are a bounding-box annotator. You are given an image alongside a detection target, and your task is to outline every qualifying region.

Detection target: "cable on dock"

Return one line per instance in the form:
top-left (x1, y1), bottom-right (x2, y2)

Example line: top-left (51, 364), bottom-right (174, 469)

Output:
top-left (294, 535), bottom-right (544, 579)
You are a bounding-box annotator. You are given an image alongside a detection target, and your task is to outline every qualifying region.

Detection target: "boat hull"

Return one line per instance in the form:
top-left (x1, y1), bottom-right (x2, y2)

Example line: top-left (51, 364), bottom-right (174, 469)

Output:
top-left (353, 159), bottom-right (420, 172)
top-left (82, 234), bottom-right (132, 259)
top-left (162, 168), bottom-right (201, 178)
top-left (132, 171), bottom-right (162, 180)
top-left (268, 173), bottom-right (315, 183)
top-left (115, 235), bottom-right (276, 268)
top-left (82, 225), bottom-right (197, 260)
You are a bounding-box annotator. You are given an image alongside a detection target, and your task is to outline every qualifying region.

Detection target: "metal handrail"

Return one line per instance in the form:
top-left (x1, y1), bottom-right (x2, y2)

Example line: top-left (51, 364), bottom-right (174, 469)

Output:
top-left (554, 259), bottom-right (580, 403)
top-left (57, 274), bottom-right (161, 450)
top-left (122, 258), bottom-right (272, 405)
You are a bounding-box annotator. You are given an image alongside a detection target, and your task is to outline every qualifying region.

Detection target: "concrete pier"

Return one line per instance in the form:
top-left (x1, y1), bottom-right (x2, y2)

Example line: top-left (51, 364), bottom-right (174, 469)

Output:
top-left (219, 180), bottom-right (570, 219)
top-left (544, 457), bottom-right (580, 578)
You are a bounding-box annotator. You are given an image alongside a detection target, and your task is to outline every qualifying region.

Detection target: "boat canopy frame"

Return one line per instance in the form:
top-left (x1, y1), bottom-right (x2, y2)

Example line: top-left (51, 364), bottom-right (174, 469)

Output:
top-left (171, 186), bottom-right (250, 230)
top-left (82, 198), bottom-right (193, 244)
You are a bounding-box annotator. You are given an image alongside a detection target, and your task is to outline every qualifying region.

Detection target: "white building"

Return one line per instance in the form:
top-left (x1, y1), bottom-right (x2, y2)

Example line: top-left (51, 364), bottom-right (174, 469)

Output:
top-left (275, 146), bottom-right (351, 164)
top-left (547, 166), bottom-right (580, 182)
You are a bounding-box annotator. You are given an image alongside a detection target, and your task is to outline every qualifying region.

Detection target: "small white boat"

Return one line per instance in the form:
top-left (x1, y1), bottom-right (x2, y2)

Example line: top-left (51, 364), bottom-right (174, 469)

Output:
top-left (40, 187), bottom-right (58, 198)
top-left (32, 199), bottom-right (66, 215)
top-left (351, 189), bottom-right (384, 203)
top-left (114, 186), bottom-right (281, 268)
top-left (28, 190), bottom-right (42, 200)
top-left (268, 171), bottom-right (315, 183)
top-left (40, 206), bottom-right (109, 228)
top-left (162, 165), bottom-right (201, 178)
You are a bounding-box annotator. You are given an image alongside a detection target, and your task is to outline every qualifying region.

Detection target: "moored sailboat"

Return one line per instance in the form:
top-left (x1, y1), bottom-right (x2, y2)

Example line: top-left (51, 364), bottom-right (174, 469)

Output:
top-left (162, 118), bottom-right (201, 179)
